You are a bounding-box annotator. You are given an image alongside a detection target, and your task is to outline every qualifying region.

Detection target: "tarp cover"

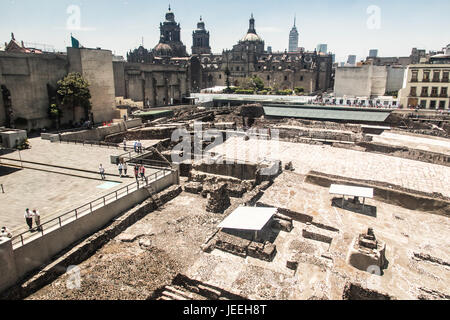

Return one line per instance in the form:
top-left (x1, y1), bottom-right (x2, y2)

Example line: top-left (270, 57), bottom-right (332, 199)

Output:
top-left (218, 206), bottom-right (277, 231)
top-left (329, 184), bottom-right (374, 198)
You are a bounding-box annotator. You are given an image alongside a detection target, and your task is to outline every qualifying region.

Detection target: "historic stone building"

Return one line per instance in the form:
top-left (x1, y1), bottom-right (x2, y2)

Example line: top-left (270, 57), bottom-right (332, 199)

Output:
top-left (0, 42), bottom-right (118, 130)
top-left (192, 17), bottom-right (211, 55)
top-left (189, 15), bottom-right (334, 93)
top-left (398, 44), bottom-right (450, 109)
top-left (153, 6), bottom-right (188, 58)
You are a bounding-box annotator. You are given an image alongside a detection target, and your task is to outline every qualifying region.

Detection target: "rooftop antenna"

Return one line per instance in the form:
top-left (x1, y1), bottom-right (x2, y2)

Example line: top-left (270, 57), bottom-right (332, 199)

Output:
top-left (294, 15), bottom-right (296, 27)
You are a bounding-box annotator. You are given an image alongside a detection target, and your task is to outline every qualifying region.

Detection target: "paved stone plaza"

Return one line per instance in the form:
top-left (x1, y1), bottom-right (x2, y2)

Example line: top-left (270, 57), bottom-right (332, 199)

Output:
top-left (371, 131), bottom-right (450, 155)
top-left (0, 138), bottom-right (158, 233)
top-left (211, 136), bottom-right (450, 197)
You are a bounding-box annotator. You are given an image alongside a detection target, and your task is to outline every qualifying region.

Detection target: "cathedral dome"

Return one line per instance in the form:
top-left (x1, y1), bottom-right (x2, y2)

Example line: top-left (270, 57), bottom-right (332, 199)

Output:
top-left (241, 32), bottom-right (263, 42)
top-left (154, 42), bottom-right (173, 56)
top-left (240, 14), bottom-right (263, 43)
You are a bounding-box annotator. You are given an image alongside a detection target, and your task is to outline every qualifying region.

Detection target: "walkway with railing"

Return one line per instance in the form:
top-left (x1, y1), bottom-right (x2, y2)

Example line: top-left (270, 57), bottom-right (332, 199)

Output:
top-left (11, 167), bottom-right (173, 249)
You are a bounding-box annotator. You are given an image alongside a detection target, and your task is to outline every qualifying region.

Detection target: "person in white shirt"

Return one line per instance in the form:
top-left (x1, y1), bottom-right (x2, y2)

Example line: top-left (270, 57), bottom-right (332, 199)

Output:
top-left (0, 226), bottom-right (12, 239)
top-left (123, 162), bottom-right (128, 177)
top-left (118, 163), bottom-right (123, 178)
top-left (24, 208), bottom-right (33, 231)
top-left (99, 164), bottom-right (106, 180)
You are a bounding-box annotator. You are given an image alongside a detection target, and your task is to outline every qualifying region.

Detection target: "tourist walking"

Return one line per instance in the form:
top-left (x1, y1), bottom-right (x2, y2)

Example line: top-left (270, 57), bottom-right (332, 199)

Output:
top-left (139, 165), bottom-right (146, 182)
top-left (99, 164), bottom-right (106, 180)
top-left (123, 162), bottom-right (128, 176)
top-left (134, 164), bottom-right (139, 181)
top-left (138, 140), bottom-right (143, 153)
top-left (133, 141), bottom-right (138, 153)
top-left (118, 162), bottom-right (123, 177)
top-left (33, 209), bottom-right (42, 232)
top-left (123, 138), bottom-right (127, 151)
top-left (24, 208), bottom-right (33, 231)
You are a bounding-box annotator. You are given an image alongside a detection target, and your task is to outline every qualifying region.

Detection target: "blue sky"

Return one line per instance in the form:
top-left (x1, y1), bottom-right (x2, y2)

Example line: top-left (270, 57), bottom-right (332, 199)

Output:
top-left (1, 0), bottom-right (449, 62)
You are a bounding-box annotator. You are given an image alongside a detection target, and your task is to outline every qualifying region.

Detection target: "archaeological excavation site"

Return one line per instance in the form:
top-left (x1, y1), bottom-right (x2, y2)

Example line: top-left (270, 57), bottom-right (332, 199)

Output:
top-left (1, 102), bottom-right (449, 302)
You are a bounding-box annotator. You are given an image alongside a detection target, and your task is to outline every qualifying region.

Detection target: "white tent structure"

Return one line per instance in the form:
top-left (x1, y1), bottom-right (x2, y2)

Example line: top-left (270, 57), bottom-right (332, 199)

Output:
top-left (329, 184), bottom-right (374, 211)
top-left (218, 206), bottom-right (277, 239)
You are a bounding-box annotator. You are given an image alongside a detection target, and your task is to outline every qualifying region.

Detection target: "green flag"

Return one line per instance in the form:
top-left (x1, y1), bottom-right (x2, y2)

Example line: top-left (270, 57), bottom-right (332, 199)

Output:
top-left (71, 35), bottom-right (80, 48)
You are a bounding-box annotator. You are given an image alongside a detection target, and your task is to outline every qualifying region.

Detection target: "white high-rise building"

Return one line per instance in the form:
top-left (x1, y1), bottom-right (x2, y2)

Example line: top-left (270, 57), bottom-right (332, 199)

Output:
top-left (288, 17), bottom-right (299, 53)
top-left (316, 44), bottom-right (328, 54)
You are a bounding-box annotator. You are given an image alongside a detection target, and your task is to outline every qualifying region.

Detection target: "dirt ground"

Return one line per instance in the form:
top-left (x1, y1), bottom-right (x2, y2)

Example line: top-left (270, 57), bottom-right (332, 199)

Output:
top-left (28, 171), bottom-right (450, 300)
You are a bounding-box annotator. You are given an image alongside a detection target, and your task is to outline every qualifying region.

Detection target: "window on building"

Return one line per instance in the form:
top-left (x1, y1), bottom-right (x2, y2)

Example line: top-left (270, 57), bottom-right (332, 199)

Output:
top-left (284, 76), bottom-right (288, 81)
top-left (339, 99), bottom-right (344, 104)
top-left (219, 74), bottom-right (222, 79)
top-left (430, 100), bottom-right (437, 109)
top-left (267, 75), bottom-right (270, 81)
top-left (411, 70), bottom-right (418, 82)
top-left (443, 71), bottom-right (449, 82)
top-left (420, 100), bottom-right (427, 109)
top-left (433, 71), bottom-right (440, 82)
top-left (423, 70), bottom-right (430, 82)
top-left (438, 101), bottom-right (446, 110)
top-left (441, 87), bottom-right (448, 97)
top-left (410, 87), bottom-right (417, 96)
top-left (431, 87), bottom-right (438, 97)
top-left (421, 87), bottom-right (428, 97)
top-left (300, 76), bottom-right (304, 81)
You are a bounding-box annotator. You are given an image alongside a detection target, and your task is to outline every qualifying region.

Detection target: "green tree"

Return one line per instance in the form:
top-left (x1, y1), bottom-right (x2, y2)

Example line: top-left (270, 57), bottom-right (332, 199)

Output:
top-left (251, 76), bottom-right (265, 92)
top-left (57, 72), bottom-right (92, 122)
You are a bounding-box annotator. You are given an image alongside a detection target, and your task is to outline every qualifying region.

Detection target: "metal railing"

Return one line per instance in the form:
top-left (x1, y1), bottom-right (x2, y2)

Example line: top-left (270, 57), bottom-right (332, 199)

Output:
top-left (11, 167), bottom-right (172, 248)
top-left (59, 139), bottom-right (121, 149)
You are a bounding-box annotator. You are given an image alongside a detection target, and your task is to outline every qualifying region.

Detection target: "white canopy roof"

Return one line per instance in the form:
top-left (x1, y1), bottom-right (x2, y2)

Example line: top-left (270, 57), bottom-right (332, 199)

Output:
top-left (218, 206), bottom-right (277, 231)
top-left (329, 184), bottom-right (373, 198)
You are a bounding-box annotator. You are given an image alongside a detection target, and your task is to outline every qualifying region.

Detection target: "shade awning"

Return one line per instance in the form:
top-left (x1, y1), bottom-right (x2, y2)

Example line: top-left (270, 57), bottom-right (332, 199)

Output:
top-left (329, 184), bottom-right (374, 198)
top-left (218, 206), bottom-right (277, 231)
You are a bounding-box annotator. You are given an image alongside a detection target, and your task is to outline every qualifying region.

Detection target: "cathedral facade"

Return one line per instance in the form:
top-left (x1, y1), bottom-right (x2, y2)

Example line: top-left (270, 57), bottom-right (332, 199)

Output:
top-left (190, 15), bottom-right (333, 94)
top-left (126, 9), bottom-right (334, 102)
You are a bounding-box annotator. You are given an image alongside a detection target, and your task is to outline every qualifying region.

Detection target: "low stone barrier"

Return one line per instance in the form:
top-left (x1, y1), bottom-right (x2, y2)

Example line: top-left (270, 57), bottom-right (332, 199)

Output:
top-left (305, 170), bottom-right (450, 216)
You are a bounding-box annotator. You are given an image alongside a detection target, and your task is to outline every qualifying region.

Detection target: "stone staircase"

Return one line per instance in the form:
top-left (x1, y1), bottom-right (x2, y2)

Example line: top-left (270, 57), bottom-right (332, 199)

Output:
top-left (153, 274), bottom-right (247, 300)
top-left (148, 185), bottom-right (163, 208)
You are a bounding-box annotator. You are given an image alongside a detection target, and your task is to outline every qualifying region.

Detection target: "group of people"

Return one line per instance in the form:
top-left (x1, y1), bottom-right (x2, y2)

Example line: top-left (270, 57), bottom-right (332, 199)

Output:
top-left (134, 164), bottom-right (147, 183)
top-left (122, 138), bottom-right (144, 154)
top-left (24, 208), bottom-right (42, 232)
top-left (117, 160), bottom-right (128, 178)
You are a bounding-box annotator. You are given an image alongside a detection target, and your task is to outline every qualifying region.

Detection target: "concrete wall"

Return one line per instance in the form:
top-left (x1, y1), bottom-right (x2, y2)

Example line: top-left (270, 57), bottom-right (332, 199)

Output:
top-left (0, 239), bottom-right (18, 294)
top-left (0, 52), bottom-right (68, 130)
top-left (334, 65), bottom-right (372, 97)
top-left (114, 62), bottom-right (189, 108)
top-left (58, 119), bottom-right (141, 142)
top-left (68, 48), bottom-right (118, 123)
top-left (370, 66), bottom-right (388, 97)
top-left (386, 66), bottom-right (406, 93)
top-left (0, 170), bottom-right (177, 293)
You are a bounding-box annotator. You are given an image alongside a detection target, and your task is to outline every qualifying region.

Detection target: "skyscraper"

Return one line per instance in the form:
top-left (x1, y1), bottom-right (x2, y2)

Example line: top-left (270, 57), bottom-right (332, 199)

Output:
top-left (288, 17), bottom-right (299, 53)
top-left (369, 49), bottom-right (378, 58)
top-left (347, 55), bottom-right (357, 65)
top-left (316, 44), bottom-right (328, 54)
